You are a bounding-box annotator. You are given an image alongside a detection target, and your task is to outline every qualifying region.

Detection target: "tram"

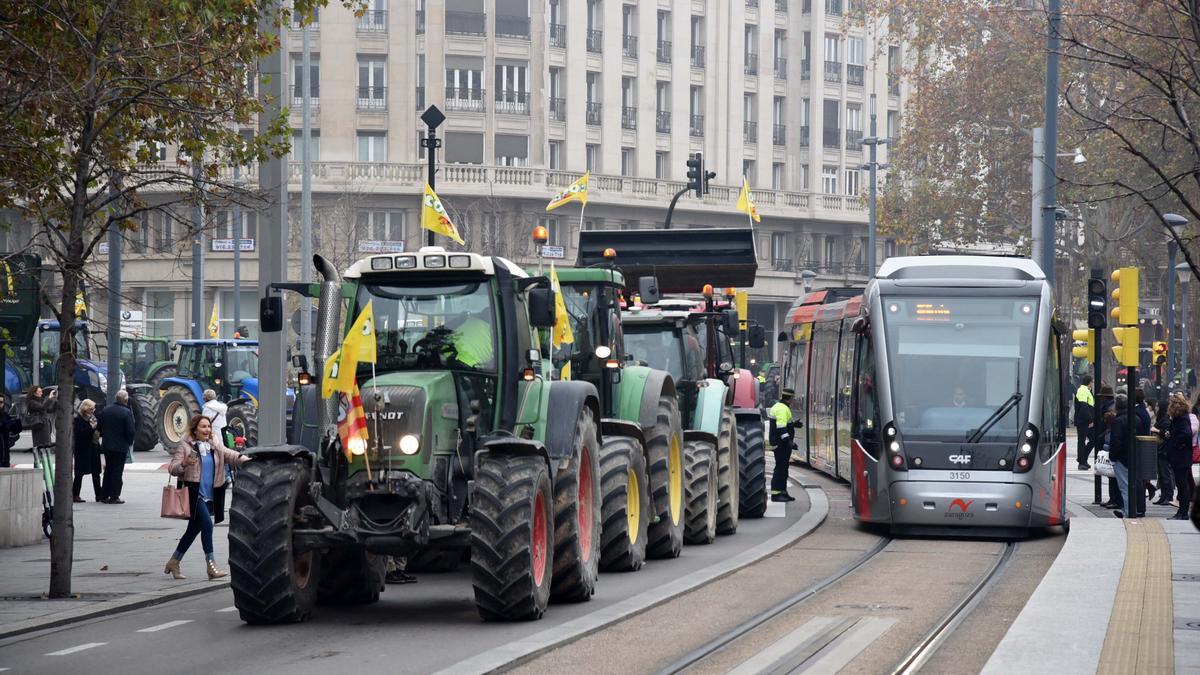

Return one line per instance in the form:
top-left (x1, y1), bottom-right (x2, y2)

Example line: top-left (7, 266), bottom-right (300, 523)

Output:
top-left (781, 256), bottom-right (1070, 536)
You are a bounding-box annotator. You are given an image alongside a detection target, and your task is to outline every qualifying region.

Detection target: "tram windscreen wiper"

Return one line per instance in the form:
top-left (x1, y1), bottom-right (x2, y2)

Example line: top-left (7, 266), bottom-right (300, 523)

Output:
top-left (965, 391), bottom-right (1023, 444)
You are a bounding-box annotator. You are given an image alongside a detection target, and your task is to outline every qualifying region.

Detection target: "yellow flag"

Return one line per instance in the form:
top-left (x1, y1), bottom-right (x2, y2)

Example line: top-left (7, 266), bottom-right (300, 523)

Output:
top-left (421, 183), bottom-right (465, 245)
top-left (560, 362), bottom-right (571, 381)
top-left (208, 302), bottom-right (219, 338)
top-left (342, 301), bottom-right (377, 365)
top-left (321, 347), bottom-right (356, 397)
top-left (546, 172), bottom-right (589, 212)
top-left (737, 178), bottom-right (761, 223)
top-left (75, 290), bottom-right (88, 318)
top-left (549, 263), bottom-right (574, 348)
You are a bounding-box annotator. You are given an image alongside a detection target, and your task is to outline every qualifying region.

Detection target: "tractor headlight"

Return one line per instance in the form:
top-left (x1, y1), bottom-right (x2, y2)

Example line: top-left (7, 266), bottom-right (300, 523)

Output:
top-left (399, 434), bottom-right (420, 455)
top-left (347, 436), bottom-right (368, 456)
top-left (594, 345), bottom-right (612, 359)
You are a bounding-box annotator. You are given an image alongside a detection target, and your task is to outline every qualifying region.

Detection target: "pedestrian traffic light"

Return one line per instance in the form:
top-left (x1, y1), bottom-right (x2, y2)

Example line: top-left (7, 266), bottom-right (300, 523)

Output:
top-left (1152, 340), bottom-right (1168, 366)
top-left (1109, 267), bottom-right (1138, 326)
top-left (1112, 326), bottom-right (1140, 367)
top-left (1072, 329), bottom-right (1095, 363)
top-left (703, 169), bottom-right (716, 196)
top-left (686, 153), bottom-right (705, 198)
top-left (1087, 277), bottom-right (1107, 329)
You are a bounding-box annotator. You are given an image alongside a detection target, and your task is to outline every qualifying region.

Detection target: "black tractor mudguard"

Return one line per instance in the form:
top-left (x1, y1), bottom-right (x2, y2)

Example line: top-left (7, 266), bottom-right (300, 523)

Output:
top-left (545, 380), bottom-right (600, 462)
top-left (601, 418), bottom-right (645, 445)
top-left (637, 370), bottom-right (676, 432)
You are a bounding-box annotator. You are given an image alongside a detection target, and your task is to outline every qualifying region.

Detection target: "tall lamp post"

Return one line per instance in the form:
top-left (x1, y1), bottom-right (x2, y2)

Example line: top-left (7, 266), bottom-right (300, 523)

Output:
top-left (1164, 213), bottom-right (1188, 388)
top-left (420, 105), bottom-right (446, 248)
top-left (1178, 262), bottom-right (1192, 395)
top-left (861, 94), bottom-right (889, 276)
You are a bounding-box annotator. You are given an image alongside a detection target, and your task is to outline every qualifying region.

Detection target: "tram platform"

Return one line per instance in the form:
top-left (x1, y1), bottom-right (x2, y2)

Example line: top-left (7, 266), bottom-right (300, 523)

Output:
top-left (983, 452), bottom-right (1199, 674)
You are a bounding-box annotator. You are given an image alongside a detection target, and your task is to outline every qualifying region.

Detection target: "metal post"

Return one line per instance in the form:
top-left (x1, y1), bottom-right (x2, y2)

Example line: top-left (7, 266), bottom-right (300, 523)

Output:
top-left (1166, 241), bottom-right (1177, 388)
top-left (191, 157), bottom-right (204, 339)
top-left (663, 185), bottom-right (691, 229)
top-left (1127, 365), bottom-right (1141, 517)
top-left (233, 165), bottom-right (241, 333)
top-left (426, 128), bottom-right (436, 248)
top-left (1031, 128), bottom-right (1044, 267)
top-left (867, 94), bottom-right (878, 275)
top-left (300, 22), bottom-right (313, 359)
top-left (1093, 323), bottom-right (1103, 504)
top-left (106, 198), bottom-right (122, 405)
top-left (1182, 277), bottom-right (1190, 395)
top-left (1040, 0), bottom-right (1061, 287)
top-left (257, 7), bottom-right (288, 446)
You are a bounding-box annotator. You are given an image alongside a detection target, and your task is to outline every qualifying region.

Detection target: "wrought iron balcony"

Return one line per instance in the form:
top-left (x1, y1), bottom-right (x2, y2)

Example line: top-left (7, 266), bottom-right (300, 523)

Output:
top-left (358, 10), bottom-right (387, 32)
top-left (775, 57), bottom-right (787, 79)
top-left (744, 121), bottom-right (758, 144)
top-left (549, 23), bottom-right (566, 47)
top-left (824, 60), bottom-right (842, 83)
top-left (495, 91), bottom-right (530, 115)
top-left (846, 129), bottom-right (863, 147)
top-left (415, 86), bottom-right (424, 111)
top-left (772, 258), bottom-right (794, 272)
top-left (446, 11), bottom-right (486, 36)
top-left (745, 53), bottom-right (759, 76)
top-left (823, 127), bottom-right (841, 148)
top-left (847, 64), bottom-right (864, 86)
top-left (777, 0), bottom-right (788, 13)
top-left (356, 86), bottom-right (387, 110)
top-left (889, 73), bottom-right (901, 95)
top-left (773, 124), bottom-right (786, 145)
top-left (800, 60), bottom-right (811, 80)
top-left (445, 86), bottom-right (486, 112)
top-left (690, 114), bottom-right (705, 137)
top-left (549, 97), bottom-right (566, 121)
top-left (825, 0), bottom-right (842, 15)
top-left (623, 34), bottom-right (638, 58)
top-left (495, 15), bottom-right (531, 39)
top-left (622, 106), bottom-right (637, 130)
top-left (586, 102), bottom-right (602, 125)
top-left (799, 125), bottom-right (809, 147)
top-left (587, 29), bottom-right (603, 53)
top-left (656, 110), bottom-right (672, 133)
top-left (691, 44), bottom-right (706, 68)
top-left (657, 40), bottom-right (672, 63)
top-left (415, 10), bottom-right (424, 34)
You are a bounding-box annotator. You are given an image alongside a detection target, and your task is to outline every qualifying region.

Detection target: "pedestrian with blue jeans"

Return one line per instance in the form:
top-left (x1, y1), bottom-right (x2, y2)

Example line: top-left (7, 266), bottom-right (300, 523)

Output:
top-left (165, 415), bottom-right (249, 580)
top-left (1107, 394), bottom-right (1133, 518)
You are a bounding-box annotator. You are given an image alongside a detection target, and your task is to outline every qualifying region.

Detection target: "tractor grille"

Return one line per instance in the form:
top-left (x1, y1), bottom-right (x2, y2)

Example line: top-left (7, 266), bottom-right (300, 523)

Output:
top-left (361, 385), bottom-right (426, 456)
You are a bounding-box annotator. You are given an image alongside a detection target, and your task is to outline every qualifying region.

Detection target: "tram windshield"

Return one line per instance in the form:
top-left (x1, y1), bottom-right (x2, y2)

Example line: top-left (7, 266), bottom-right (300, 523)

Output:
top-left (881, 296), bottom-right (1038, 442)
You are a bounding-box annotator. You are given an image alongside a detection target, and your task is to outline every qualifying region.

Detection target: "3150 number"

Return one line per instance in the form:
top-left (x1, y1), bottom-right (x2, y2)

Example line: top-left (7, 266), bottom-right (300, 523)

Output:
top-left (948, 471), bottom-right (971, 480)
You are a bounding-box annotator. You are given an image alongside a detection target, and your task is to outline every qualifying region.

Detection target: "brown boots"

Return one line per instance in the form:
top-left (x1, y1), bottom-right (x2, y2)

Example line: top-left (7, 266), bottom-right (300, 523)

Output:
top-left (164, 558), bottom-right (185, 580)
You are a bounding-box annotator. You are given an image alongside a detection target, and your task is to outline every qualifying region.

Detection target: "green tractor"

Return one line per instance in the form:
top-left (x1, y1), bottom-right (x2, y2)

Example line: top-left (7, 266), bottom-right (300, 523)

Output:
top-left (118, 334), bottom-right (176, 389)
top-left (229, 250), bottom-right (602, 624)
top-left (550, 266), bottom-right (692, 566)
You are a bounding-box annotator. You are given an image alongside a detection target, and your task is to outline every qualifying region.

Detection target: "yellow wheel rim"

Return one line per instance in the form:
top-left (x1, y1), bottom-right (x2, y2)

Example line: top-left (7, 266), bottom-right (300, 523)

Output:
top-left (627, 467), bottom-right (640, 544)
top-left (668, 434), bottom-right (683, 524)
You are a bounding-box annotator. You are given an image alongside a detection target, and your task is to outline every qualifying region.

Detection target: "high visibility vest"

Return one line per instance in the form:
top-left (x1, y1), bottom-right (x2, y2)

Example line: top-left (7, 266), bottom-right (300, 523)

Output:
top-left (769, 401), bottom-right (793, 427)
top-left (1075, 385), bottom-right (1094, 407)
top-left (451, 317), bottom-right (495, 369)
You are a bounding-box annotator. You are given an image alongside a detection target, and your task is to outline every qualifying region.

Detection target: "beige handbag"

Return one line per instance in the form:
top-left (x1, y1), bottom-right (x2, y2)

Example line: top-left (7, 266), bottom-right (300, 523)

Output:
top-left (160, 472), bottom-right (191, 520)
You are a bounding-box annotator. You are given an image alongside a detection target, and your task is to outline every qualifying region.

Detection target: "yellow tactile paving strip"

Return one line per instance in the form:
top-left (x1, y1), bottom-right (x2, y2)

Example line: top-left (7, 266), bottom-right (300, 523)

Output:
top-left (1098, 519), bottom-right (1175, 675)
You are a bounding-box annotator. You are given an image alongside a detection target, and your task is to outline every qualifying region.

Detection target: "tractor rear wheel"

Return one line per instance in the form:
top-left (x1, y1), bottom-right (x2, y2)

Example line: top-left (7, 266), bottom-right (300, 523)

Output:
top-left (317, 548), bottom-right (384, 605)
top-left (157, 387), bottom-right (199, 449)
top-left (684, 439), bottom-right (718, 545)
top-left (646, 394), bottom-right (685, 559)
top-left (716, 410), bottom-right (740, 535)
top-left (737, 416), bottom-right (767, 519)
top-left (550, 406), bottom-right (601, 603)
top-left (226, 403), bottom-right (259, 447)
top-left (471, 453), bottom-right (554, 621)
top-left (597, 434), bottom-right (649, 572)
top-left (229, 460), bottom-right (320, 624)
top-left (129, 388), bottom-right (159, 452)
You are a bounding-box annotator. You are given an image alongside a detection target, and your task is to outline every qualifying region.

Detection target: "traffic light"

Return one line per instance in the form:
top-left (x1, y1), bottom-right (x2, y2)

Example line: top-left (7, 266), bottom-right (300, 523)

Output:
top-left (1112, 326), bottom-right (1140, 367)
top-left (1072, 329), bottom-right (1095, 363)
top-left (1087, 277), bottom-right (1107, 329)
top-left (703, 169), bottom-right (716, 196)
top-left (1152, 340), bottom-right (1168, 366)
top-left (1109, 267), bottom-right (1139, 326)
top-left (686, 153), bottom-right (705, 198)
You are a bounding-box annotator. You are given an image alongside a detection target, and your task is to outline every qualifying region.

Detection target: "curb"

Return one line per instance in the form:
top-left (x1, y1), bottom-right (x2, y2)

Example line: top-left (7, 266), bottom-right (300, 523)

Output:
top-left (438, 479), bottom-right (830, 675)
top-left (0, 581), bottom-right (230, 641)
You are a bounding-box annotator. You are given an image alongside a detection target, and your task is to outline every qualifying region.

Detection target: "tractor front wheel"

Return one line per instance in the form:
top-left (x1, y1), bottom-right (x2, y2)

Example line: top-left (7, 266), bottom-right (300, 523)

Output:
top-left (737, 416), bottom-right (768, 519)
top-left (684, 439), bottom-right (718, 545)
top-left (157, 387), bottom-right (199, 449)
top-left (597, 434), bottom-right (649, 572)
top-left (129, 388), bottom-right (159, 452)
top-left (226, 403), bottom-right (259, 447)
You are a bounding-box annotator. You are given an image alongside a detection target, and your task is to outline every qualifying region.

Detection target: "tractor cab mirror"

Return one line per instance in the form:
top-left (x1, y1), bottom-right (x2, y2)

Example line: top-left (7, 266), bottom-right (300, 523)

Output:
top-left (260, 296), bottom-right (284, 333)
top-left (528, 288), bottom-right (557, 329)
top-left (722, 308), bottom-right (740, 334)
top-left (748, 324), bottom-right (766, 349)
top-left (292, 354), bottom-right (309, 371)
top-left (526, 348), bottom-right (540, 363)
top-left (637, 276), bottom-right (661, 305)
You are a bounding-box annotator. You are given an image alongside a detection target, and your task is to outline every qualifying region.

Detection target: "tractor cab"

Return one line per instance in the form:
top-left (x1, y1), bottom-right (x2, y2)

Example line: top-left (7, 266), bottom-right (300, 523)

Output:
top-left (119, 334), bottom-right (173, 384)
top-left (32, 320), bottom-right (122, 401)
top-left (157, 339), bottom-right (272, 448)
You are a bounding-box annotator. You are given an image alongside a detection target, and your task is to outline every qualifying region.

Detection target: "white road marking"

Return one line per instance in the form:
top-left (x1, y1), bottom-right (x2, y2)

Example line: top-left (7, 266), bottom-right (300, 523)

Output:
top-left (217, 606), bottom-right (238, 613)
top-left (137, 620), bottom-right (193, 633)
top-left (728, 617), bottom-right (841, 675)
top-left (765, 500), bottom-right (787, 518)
top-left (804, 617), bottom-right (897, 674)
top-left (1, 667), bottom-right (12, 671)
top-left (46, 643), bottom-right (107, 656)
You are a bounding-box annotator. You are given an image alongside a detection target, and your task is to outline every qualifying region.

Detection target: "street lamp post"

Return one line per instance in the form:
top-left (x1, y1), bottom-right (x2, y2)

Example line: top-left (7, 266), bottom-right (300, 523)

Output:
top-left (1164, 213), bottom-right (1188, 388)
top-left (1178, 262), bottom-right (1192, 395)
top-left (420, 105), bottom-right (446, 248)
top-left (800, 269), bottom-right (817, 294)
top-left (861, 94), bottom-right (889, 276)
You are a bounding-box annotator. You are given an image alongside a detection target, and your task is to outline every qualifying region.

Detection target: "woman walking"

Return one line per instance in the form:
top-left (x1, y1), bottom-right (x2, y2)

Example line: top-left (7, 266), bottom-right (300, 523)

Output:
top-left (1163, 395), bottom-right (1195, 521)
top-left (72, 399), bottom-right (102, 502)
top-left (165, 415), bottom-right (249, 579)
top-left (25, 386), bottom-right (57, 452)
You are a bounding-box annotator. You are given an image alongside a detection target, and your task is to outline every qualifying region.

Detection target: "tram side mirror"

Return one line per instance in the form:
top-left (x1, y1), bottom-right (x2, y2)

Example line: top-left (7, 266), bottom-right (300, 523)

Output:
top-left (748, 325), bottom-right (766, 349)
top-left (851, 316), bottom-right (869, 334)
top-left (260, 296), bottom-right (284, 333)
top-left (528, 289), bottom-right (557, 329)
top-left (637, 276), bottom-right (661, 305)
top-left (722, 309), bottom-right (740, 334)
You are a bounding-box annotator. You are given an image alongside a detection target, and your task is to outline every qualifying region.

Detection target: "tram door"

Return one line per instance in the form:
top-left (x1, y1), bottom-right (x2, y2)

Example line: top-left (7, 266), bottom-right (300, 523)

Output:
top-left (785, 324), bottom-right (812, 463)
top-left (850, 323), bottom-right (883, 519)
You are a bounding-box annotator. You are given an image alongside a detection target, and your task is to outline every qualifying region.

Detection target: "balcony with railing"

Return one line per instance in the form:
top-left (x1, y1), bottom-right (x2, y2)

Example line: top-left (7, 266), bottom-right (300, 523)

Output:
top-left (823, 126), bottom-right (841, 148)
top-left (772, 258), bottom-right (794, 272)
top-left (622, 106), bottom-right (637, 130)
top-left (416, 10), bottom-right (424, 34)
top-left (358, 10), bottom-right (387, 32)
top-left (825, 0), bottom-right (842, 15)
top-left (691, 44), bottom-right (706, 68)
top-left (586, 102), bottom-right (602, 125)
top-left (690, 114), bottom-right (705, 137)
top-left (549, 97), bottom-right (566, 121)
top-left (587, 29), bottom-right (603, 53)
top-left (774, 57), bottom-right (787, 79)
top-left (800, 59), bottom-right (811, 80)
top-left (824, 60), bottom-right (842, 83)
top-left (357, 86), bottom-right (387, 110)
top-left (495, 15), bottom-right (530, 39)
top-left (846, 129), bottom-right (862, 147)
top-left (773, 124), bottom-right (786, 145)
top-left (495, 91), bottom-right (530, 115)
top-left (745, 52), bottom-right (759, 76)
top-left (799, 124), bottom-right (809, 147)
top-left (658, 40), bottom-right (673, 64)
top-left (847, 64), bottom-right (864, 86)
top-left (446, 11), bottom-right (486, 36)
top-left (744, 120), bottom-right (758, 144)
top-left (777, 0), bottom-right (788, 13)
top-left (550, 23), bottom-right (566, 48)
top-left (803, 0), bottom-right (812, 11)
top-left (415, 86), bottom-right (425, 110)
top-left (291, 95), bottom-right (319, 112)
top-left (445, 86), bottom-right (486, 112)
top-left (290, 11), bottom-right (319, 30)
top-left (623, 34), bottom-right (638, 58)
top-left (888, 73), bottom-right (900, 96)
top-left (656, 110), bottom-right (672, 133)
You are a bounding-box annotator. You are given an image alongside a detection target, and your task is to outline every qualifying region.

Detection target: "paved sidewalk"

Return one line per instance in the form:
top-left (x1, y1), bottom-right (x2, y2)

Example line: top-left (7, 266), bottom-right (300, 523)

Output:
top-left (0, 464), bottom-right (232, 639)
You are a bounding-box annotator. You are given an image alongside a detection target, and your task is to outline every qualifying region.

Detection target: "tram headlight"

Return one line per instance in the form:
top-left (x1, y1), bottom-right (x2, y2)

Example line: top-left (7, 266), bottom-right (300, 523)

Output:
top-left (889, 441), bottom-right (901, 453)
top-left (1020, 443), bottom-right (1032, 455)
top-left (1014, 424), bottom-right (1039, 473)
top-left (886, 427), bottom-right (897, 438)
top-left (890, 454), bottom-right (904, 468)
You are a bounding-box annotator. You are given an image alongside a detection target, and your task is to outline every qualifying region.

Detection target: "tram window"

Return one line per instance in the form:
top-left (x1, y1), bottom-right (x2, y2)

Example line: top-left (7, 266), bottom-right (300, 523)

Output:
top-left (854, 331), bottom-right (879, 440)
top-left (1041, 331), bottom-right (1062, 457)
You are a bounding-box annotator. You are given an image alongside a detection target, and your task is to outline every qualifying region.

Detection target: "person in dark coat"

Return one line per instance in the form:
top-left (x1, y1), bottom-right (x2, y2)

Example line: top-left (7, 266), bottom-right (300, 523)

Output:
top-left (25, 386), bottom-right (57, 450)
top-left (1107, 394), bottom-right (1133, 518)
top-left (1163, 395), bottom-right (1195, 521)
top-left (1097, 385), bottom-right (1121, 509)
top-left (97, 390), bottom-right (136, 504)
top-left (1073, 375), bottom-right (1095, 469)
top-left (0, 393), bottom-right (21, 468)
top-left (72, 399), bottom-right (102, 502)
top-left (1134, 389), bottom-right (1157, 504)
top-left (1152, 396), bottom-right (1175, 505)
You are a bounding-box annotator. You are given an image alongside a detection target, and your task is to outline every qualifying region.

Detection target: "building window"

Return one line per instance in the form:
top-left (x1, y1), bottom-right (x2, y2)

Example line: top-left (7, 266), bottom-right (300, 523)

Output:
top-left (656, 151), bottom-right (669, 179)
top-left (356, 132), bottom-right (387, 162)
top-left (824, 237), bottom-right (837, 266)
top-left (743, 159), bottom-right (755, 179)
top-left (744, 24), bottom-right (758, 75)
top-left (821, 165), bottom-right (838, 194)
top-left (144, 290), bottom-right (175, 338)
top-left (799, 164), bottom-right (809, 191)
top-left (218, 291), bottom-right (259, 339)
top-left (887, 110), bottom-right (899, 140)
top-left (586, 144), bottom-right (598, 171)
top-left (845, 169), bottom-right (861, 196)
top-left (847, 104), bottom-right (862, 132)
top-left (357, 56), bottom-right (387, 109)
top-left (445, 62), bottom-right (484, 111)
top-left (291, 55), bottom-right (320, 107)
top-left (213, 210), bottom-right (259, 243)
top-left (495, 62), bottom-right (530, 114)
top-left (291, 130), bottom-right (321, 162)
top-left (444, 131), bottom-right (484, 164)
top-left (621, 147), bottom-right (635, 175)
top-left (772, 162), bottom-right (785, 189)
top-left (770, 231), bottom-right (787, 264)
top-left (495, 134), bottom-right (529, 166)
top-left (621, 220), bottom-right (638, 230)
top-left (154, 211), bottom-right (174, 252)
top-left (884, 239), bottom-right (896, 259)
top-left (356, 210), bottom-right (406, 248)
top-left (548, 140), bottom-right (563, 169)
top-left (538, 216), bottom-right (561, 246)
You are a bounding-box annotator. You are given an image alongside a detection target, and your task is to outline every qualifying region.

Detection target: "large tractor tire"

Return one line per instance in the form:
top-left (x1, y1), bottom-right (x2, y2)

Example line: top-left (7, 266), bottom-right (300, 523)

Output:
top-left (737, 416), bottom-right (768, 519)
top-left (683, 439), bottom-right (718, 545)
top-left (716, 410), bottom-right (740, 535)
top-left (226, 402), bottom-right (259, 447)
top-left (471, 453), bottom-right (554, 621)
top-left (129, 388), bottom-right (159, 452)
top-left (597, 434), bottom-right (649, 572)
top-left (405, 547), bottom-right (465, 573)
top-left (550, 406), bottom-right (601, 603)
top-left (157, 387), bottom-right (200, 449)
top-left (646, 395), bottom-right (685, 559)
top-left (146, 364), bottom-right (178, 392)
top-left (317, 547), bottom-right (384, 605)
top-left (229, 460), bottom-right (320, 624)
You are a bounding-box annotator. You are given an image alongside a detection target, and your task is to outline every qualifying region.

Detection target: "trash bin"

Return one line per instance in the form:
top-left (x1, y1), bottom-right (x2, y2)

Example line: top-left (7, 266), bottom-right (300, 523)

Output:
top-left (1135, 435), bottom-right (1159, 477)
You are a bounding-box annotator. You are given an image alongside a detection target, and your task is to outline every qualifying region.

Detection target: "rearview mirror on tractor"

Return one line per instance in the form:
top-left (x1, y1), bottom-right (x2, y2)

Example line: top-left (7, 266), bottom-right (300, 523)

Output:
top-left (637, 276), bottom-right (661, 305)
top-left (528, 289), bottom-right (557, 329)
top-left (722, 308), bottom-right (739, 334)
top-left (260, 296), bottom-right (284, 333)
top-left (748, 324), bottom-right (766, 349)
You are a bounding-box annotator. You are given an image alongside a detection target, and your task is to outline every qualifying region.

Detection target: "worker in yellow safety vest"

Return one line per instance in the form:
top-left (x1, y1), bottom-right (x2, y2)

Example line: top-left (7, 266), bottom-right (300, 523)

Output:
top-left (768, 389), bottom-right (800, 502)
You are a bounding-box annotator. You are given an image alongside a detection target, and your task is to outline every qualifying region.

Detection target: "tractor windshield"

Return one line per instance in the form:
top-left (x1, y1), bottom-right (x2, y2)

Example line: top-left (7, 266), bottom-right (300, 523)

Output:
top-left (624, 325), bottom-right (688, 382)
top-left (358, 280), bottom-right (498, 373)
top-left (225, 347), bottom-right (259, 384)
top-left (552, 284), bottom-right (599, 375)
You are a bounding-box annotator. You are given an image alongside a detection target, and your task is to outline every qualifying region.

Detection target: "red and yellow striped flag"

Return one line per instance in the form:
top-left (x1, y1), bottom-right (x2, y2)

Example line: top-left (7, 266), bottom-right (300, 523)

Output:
top-left (337, 383), bottom-right (370, 461)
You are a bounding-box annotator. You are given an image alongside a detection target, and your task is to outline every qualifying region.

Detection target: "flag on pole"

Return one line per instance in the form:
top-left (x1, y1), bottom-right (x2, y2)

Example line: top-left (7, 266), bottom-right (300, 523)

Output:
top-left (421, 183), bottom-right (465, 245)
top-left (337, 384), bottom-right (371, 462)
top-left (737, 178), bottom-right (761, 223)
top-left (546, 172), bottom-right (589, 212)
top-left (208, 302), bottom-right (219, 338)
top-left (75, 290), bottom-right (88, 318)
top-left (342, 301), bottom-right (377, 365)
top-left (321, 347), bottom-right (356, 397)
top-left (549, 263), bottom-right (574, 348)
top-left (560, 362), bottom-right (571, 381)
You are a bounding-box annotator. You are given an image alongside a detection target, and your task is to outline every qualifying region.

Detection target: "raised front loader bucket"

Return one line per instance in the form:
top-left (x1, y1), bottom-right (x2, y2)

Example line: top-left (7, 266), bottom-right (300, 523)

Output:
top-left (576, 228), bottom-right (758, 293)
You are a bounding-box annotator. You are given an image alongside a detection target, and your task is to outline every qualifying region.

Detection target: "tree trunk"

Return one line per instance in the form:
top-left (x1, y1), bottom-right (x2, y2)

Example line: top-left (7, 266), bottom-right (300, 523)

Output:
top-left (48, 258), bottom-right (81, 598)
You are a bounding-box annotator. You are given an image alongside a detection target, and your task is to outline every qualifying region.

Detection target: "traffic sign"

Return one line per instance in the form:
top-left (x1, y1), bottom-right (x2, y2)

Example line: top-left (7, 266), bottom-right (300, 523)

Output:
top-left (539, 245), bottom-right (565, 259)
top-left (119, 309), bottom-right (144, 334)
